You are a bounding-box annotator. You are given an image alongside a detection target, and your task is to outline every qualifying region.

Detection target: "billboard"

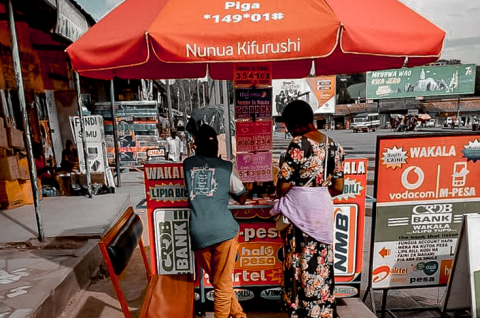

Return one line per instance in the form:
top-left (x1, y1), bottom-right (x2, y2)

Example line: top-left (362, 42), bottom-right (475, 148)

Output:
top-left (371, 134), bottom-right (480, 289)
top-left (366, 64), bottom-right (476, 99)
top-left (272, 76), bottom-right (336, 116)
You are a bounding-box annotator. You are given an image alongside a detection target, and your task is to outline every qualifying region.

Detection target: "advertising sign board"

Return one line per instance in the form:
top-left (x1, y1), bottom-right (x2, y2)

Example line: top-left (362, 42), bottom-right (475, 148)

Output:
top-left (366, 64), bottom-right (476, 99)
top-left (235, 120), bottom-right (273, 152)
top-left (372, 134), bottom-right (480, 289)
top-left (198, 222), bottom-right (283, 288)
top-left (306, 76), bottom-right (336, 114)
top-left (272, 76), bottom-right (336, 116)
top-left (144, 163), bottom-right (189, 274)
top-left (234, 88), bottom-right (272, 119)
top-left (153, 209), bottom-right (194, 275)
top-left (332, 158), bottom-right (368, 287)
top-left (69, 115), bottom-right (108, 173)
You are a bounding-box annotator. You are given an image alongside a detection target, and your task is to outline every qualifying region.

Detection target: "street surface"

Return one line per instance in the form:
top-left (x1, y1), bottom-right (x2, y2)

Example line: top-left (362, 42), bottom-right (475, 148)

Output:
top-left (60, 127), bottom-right (473, 318)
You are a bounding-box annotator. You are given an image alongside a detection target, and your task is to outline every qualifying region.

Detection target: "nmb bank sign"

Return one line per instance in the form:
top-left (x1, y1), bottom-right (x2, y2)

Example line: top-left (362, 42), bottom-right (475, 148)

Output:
top-left (366, 64), bottom-right (476, 99)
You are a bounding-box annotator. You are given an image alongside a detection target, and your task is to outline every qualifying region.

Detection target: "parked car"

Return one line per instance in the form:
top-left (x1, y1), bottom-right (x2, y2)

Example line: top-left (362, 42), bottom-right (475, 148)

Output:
top-left (351, 113), bottom-right (380, 132)
top-left (444, 117), bottom-right (464, 127)
top-left (425, 119), bottom-right (435, 127)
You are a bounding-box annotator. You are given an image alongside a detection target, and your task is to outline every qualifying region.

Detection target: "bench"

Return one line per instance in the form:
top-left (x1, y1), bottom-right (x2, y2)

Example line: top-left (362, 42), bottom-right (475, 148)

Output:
top-left (98, 206), bottom-right (194, 318)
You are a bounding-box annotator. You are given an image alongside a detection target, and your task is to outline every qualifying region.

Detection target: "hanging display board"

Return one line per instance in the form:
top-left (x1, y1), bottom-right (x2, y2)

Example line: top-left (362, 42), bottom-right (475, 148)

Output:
top-left (233, 64), bottom-right (272, 87)
top-left (443, 214), bottom-right (480, 317)
top-left (371, 134), bottom-right (480, 290)
top-left (234, 87), bottom-right (273, 119)
top-left (237, 152), bottom-right (273, 183)
top-left (144, 163), bottom-right (189, 275)
top-left (235, 120), bottom-right (273, 152)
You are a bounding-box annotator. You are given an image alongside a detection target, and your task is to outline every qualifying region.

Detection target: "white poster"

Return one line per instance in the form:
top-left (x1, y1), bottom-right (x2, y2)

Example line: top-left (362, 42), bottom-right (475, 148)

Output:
top-left (272, 79), bottom-right (310, 116)
top-left (272, 78), bottom-right (336, 116)
top-left (69, 115), bottom-right (107, 173)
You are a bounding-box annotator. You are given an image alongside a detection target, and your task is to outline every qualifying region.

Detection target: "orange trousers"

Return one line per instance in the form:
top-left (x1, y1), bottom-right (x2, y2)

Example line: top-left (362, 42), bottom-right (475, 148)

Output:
top-left (195, 237), bottom-right (246, 318)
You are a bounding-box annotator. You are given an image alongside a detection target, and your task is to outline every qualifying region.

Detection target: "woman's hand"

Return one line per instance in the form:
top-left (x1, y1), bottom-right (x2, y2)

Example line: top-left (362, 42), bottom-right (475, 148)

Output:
top-left (328, 176), bottom-right (344, 197)
top-left (276, 179), bottom-right (292, 197)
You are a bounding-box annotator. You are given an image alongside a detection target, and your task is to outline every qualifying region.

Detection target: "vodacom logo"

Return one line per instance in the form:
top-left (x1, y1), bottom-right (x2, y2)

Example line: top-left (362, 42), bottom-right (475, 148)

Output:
top-left (372, 266), bottom-right (390, 283)
top-left (401, 166), bottom-right (424, 190)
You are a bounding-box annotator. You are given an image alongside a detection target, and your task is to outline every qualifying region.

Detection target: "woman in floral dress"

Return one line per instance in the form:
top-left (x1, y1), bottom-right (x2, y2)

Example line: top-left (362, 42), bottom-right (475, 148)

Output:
top-left (276, 100), bottom-right (345, 318)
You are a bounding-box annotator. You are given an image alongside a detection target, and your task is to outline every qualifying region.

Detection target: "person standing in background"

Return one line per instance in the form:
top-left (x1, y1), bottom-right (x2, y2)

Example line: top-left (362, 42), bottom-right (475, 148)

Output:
top-left (165, 129), bottom-right (183, 161)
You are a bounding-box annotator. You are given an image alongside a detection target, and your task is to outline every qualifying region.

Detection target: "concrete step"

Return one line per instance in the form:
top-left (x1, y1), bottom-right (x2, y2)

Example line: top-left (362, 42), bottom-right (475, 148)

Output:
top-left (0, 238), bottom-right (103, 318)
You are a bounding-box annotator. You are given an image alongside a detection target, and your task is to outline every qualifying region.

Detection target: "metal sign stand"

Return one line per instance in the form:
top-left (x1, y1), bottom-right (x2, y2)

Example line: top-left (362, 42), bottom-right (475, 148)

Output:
top-left (74, 73), bottom-right (92, 198)
top-left (362, 135), bottom-right (459, 318)
top-left (110, 80), bottom-right (121, 187)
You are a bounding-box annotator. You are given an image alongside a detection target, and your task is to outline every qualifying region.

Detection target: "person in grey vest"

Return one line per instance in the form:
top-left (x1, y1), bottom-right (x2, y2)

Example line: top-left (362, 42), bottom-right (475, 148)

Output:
top-left (183, 124), bottom-right (247, 318)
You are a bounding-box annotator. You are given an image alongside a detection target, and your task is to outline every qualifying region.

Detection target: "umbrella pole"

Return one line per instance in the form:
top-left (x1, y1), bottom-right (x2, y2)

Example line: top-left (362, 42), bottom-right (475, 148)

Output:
top-left (8, 0), bottom-right (44, 241)
top-left (196, 79), bottom-right (200, 109)
top-left (203, 82), bottom-right (206, 107)
top-left (74, 73), bottom-right (93, 198)
top-left (222, 80), bottom-right (232, 160)
top-left (110, 80), bottom-right (121, 187)
top-left (166, 81), bottom-right (174, 130)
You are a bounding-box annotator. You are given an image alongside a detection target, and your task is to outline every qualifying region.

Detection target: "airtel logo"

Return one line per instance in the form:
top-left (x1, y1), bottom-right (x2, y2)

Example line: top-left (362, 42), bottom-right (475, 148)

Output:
top-left (401, 166), bottom-right (424, 190)
top-left (372, 266), bottom-right (390, 283)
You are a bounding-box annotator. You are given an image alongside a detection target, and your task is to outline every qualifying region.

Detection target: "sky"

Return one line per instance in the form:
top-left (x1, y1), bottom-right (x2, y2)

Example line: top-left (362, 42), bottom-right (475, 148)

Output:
top-left (76, 0), bottom-right (480, 65)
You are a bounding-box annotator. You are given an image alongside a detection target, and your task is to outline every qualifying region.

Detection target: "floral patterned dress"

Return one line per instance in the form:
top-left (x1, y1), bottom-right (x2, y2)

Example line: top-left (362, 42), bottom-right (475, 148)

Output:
top-left (278, 133), bottom-right (345, 318)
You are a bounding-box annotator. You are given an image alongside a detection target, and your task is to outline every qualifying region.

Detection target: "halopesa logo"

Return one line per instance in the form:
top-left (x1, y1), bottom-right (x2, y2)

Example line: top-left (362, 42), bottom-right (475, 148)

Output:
top-left (260, 287), bottom-right (282, 300)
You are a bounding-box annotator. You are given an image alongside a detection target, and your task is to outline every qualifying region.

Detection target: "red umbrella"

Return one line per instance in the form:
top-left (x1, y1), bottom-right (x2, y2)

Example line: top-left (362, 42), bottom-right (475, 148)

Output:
top-left (67, 0), bottom-right (445, 80)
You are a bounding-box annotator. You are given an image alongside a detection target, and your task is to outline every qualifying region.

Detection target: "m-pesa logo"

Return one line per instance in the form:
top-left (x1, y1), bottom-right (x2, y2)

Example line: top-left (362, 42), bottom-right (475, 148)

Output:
top-left (334, 205), bottom-right (358, 277)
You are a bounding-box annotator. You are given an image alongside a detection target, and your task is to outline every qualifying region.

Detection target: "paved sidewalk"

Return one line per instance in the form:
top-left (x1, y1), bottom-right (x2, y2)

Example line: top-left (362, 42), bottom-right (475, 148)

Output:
top-left (0, 171), bottom-right (146, 318)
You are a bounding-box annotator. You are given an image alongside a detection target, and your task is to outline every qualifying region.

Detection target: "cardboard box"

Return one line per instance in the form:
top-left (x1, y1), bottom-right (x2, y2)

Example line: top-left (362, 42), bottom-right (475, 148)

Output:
top-left (19, 179), bottom-right (42, 205)
top-left (0, 156), bottom-right (20, 180)
top-left (0, 180), bottom-right (24, 209)
top-left (6, 128), bottom-right (25, 150)
top-left (79, 172), bottom-right (106, 185)
top-left (0, 126), bottom-right (7, 149)
top-left (17, 157), bottom-right (30, 180)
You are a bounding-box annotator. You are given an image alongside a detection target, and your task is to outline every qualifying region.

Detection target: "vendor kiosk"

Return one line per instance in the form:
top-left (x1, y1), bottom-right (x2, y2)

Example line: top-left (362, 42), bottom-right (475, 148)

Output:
top-left (143, 74), bottom-right (369, 313)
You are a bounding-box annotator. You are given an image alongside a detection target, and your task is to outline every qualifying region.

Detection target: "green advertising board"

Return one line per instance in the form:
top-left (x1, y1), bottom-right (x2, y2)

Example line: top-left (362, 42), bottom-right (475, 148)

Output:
top-left (366, 64), bottom-right (476, 99)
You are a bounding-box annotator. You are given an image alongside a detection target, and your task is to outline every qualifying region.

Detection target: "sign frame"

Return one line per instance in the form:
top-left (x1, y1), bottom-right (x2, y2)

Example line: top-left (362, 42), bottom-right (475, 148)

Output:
top-left (364, 132), bottom-right (480, 316)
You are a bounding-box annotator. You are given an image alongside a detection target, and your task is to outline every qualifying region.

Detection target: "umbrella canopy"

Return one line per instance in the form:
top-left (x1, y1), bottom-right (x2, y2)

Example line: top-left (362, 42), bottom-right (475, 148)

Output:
top-left (67, 0), bottom-right (445, 80)
top-left (417, 113), bottom-right (432, 120)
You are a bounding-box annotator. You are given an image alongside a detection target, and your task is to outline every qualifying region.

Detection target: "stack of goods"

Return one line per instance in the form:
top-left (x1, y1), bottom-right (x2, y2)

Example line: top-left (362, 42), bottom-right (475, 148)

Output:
top-left (0, 116), bottom-right (40, 210)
